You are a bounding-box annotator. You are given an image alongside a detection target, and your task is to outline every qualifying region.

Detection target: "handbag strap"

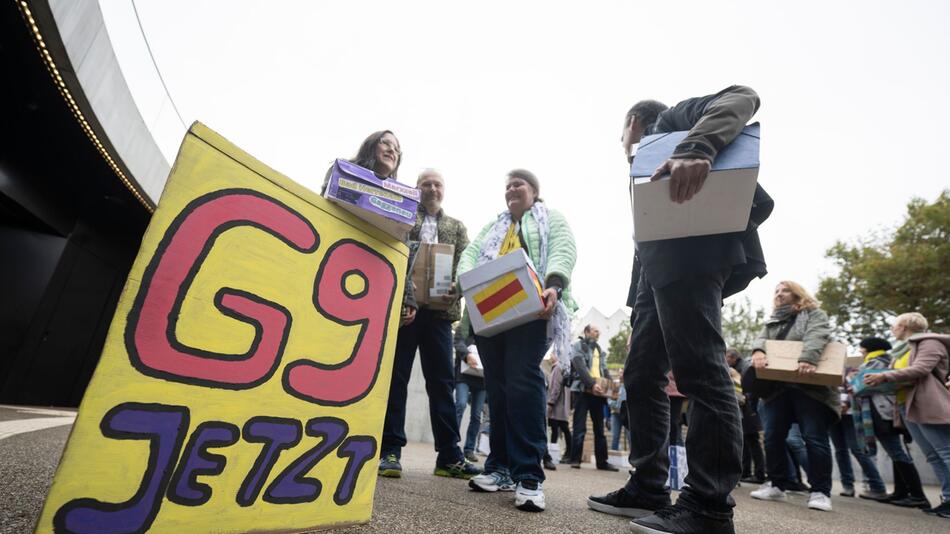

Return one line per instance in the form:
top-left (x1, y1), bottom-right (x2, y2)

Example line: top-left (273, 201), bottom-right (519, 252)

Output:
top-left (775, 314), bottom-right (798, 341)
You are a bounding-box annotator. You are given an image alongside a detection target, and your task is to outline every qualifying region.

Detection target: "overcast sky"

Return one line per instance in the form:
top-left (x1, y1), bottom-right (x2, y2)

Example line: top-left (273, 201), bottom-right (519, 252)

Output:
top-left (100, 0), bottom-right (949, 317)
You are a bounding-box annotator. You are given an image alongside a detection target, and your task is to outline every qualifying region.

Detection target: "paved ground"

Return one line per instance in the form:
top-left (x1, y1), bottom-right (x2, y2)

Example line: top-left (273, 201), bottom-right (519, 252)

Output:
top-left (1, 404), bottom-right (945, 533)
top-left (340, 442), bottom-right (945, 534)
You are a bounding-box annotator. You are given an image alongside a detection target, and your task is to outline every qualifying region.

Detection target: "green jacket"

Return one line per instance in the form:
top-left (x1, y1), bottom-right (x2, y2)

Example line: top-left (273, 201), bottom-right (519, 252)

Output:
top-left (409, 208), bottom-right (469, 322)
top-left (752, 308), bottom-right (839, 417)
top-left (458, 207), bottom-right (577, 312)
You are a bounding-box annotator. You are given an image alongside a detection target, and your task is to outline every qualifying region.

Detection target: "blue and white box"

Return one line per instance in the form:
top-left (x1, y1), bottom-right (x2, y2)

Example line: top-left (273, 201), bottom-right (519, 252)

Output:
top-left (629, 123), bottom-right (760, 242)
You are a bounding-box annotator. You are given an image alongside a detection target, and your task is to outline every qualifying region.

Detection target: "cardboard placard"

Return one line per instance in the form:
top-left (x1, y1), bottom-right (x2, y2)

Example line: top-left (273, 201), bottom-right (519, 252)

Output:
top-left (35, 123), bottom-right (408, 534)
top-left (410, 242), bottom-right (455, 311)
top-left (755, 340), bottom-right (846, 387)
top-left (458, 250), bottom-right (545, 337)
top-left (629, 123), bottom-right (760, 242)
top-left (324, 159), bottom-right (419, 240)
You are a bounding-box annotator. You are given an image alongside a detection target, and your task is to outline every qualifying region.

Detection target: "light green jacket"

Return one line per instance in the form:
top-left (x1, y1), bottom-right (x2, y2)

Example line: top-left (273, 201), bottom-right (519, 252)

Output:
top-left (457, 208), bottom-right (577, 312)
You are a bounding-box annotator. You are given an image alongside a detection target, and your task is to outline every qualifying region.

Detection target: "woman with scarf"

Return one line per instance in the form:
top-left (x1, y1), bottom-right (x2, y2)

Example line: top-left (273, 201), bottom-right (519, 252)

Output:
top-left (458, 169), bottom-right (576, 512)
top-left (864, 312), bottom-right (949, 515)
top-left (749, 281), bottom-right (837, 512)
top-left (850, 334), bottom-right (930, 508)
top-left (833, 337), bottom-right (889, 499)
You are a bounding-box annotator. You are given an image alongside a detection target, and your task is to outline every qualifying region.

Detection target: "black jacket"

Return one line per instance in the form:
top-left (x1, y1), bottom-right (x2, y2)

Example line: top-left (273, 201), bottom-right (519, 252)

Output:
top-left (629, 85), bottom-right (773, 302)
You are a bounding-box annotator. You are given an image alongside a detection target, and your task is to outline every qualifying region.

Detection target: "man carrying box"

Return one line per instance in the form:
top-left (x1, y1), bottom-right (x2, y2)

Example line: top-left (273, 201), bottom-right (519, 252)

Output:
top-left (379, 169), bottom-right (481, 480)
top-left (566, 325), bottom-right (617, 471)
top-left (587, 86), bottom-right (772, 534)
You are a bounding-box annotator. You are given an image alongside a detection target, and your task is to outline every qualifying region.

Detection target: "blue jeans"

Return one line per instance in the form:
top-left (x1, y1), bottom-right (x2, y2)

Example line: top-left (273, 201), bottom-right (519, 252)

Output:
top-left (475, 319), bottom-right (548, 483)
top-left (829, 414), bottom-right (886, 493)
top-left (786, 424), bottom-right (809, 482)
top-left (622, 269), bottom-right (741, 520)
top-left (901, 406), bottom-right (950, 502)
top-left (381, 309), bottom-right (463, 465)
top-left (762, 388), bottom-right (836, 496)
top-left (455, 379), bottom-right (487, 454)
top-left (611, 412), bottom-right (625, 450)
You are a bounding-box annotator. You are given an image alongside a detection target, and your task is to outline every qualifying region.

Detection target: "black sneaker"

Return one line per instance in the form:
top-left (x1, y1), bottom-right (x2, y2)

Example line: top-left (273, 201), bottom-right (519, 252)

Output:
top-left (630, 504), bottom-right (735, 534)
top-left (587, 487), bottom-right (671, 518)
top-left (543, 458), bottom-right (557, 471)
top-left (464, 451), bottom-right (479, 463)
top-left (596, 463), bottom-right (620, 472)
top-left (923, 501), bottom-right (950, 518)
top-left (890, 495), bottom-right (931, 509)
top-left (434, 460), bottom-right (482, 479)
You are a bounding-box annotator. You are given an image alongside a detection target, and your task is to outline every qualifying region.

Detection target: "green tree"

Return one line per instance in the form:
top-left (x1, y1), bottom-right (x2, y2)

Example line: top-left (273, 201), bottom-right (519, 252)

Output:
top-left (607, 323), bottom-right (632, 366)
top-left (722, 297), bottom-right (766, 356)
top-left (817, 190), bottom-right (949, 341)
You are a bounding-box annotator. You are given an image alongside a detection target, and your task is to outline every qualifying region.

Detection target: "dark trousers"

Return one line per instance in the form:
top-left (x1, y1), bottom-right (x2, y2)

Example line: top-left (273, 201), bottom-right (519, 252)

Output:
top-left (475, 319), bottom-right (548, 483)
top-left (622, 269), bottom-right (741, 519)
top-left (570, 392), bottom-right (609, 466)
top-left (829, 414), bottom-right (886, 493)
top-left (761, 388), bottom-right (835, 496)
top-left (381, 309), bottom-right (462, 465)
top-left (742, 431), bottom-right (765, 480)
top-left (550, 418), bottom-right (571, 447)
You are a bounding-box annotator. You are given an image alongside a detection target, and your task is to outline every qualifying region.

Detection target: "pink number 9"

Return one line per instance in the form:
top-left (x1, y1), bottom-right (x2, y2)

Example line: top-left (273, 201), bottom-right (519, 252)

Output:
top-left (283, 239), bottom-right (397, 405)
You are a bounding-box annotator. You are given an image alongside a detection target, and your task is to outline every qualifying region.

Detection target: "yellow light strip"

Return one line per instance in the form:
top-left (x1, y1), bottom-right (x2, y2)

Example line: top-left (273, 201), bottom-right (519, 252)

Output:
top-left (16, 1), bottom-right (155, 212)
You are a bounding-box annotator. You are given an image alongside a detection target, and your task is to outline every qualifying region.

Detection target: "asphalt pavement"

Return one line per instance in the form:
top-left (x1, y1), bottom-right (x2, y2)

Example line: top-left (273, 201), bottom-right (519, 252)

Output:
top-left (1, 405), bottom-right (945, 533)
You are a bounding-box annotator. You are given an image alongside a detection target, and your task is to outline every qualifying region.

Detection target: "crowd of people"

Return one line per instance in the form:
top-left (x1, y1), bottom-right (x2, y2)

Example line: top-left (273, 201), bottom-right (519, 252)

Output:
top-left (332, 84), bottom-right (949, 533)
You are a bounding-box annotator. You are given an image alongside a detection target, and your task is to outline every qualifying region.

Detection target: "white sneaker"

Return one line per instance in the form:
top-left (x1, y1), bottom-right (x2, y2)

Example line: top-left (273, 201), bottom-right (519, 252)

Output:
top-left (807, 492), bottom-right (832, 511)
top-left (750, 485), bottom-right (788, 502)
top-left (468, 471), bottom-right (515, 492)
top-left (514, 481), bottom-right (545, 512)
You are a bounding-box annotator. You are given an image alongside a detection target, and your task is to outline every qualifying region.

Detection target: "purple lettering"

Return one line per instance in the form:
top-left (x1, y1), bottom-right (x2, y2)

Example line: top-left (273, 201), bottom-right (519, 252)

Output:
top-left (264, 418), bottom-right (348, 504)
top-left (333, 436), bottom-right (377, 506)
top-left (236, 417), bottom-right (301, 507)
top-left (167, 422), bottom-right (240, 506)
top-left (53, 403), bottom-right (189, 534)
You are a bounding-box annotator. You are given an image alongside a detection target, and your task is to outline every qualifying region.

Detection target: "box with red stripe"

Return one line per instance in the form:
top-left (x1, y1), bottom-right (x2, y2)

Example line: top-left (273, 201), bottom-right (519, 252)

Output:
top-left (458, 250), bottom-right (545, 336)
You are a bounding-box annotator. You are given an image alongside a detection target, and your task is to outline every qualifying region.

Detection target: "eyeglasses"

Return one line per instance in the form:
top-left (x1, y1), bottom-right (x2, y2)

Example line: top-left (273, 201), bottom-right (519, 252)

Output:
top-left (379, 138), bottom-right (401, 155)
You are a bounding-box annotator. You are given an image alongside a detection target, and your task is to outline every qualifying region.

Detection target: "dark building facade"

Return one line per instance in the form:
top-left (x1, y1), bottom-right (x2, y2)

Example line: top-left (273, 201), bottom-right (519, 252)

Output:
top-left (1, 1), bottom-right (153, 406)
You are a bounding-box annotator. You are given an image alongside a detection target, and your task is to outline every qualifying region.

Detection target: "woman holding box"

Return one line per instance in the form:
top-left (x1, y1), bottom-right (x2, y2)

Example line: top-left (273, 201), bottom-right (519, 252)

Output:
top-left (850, 334), bottom-right (931, 508)
top-left (749, 281), bottom-right (837, 511)
top-left (323, 130), bottom-right (417, 323)
top-left (458, 169), bottom-right (576, 512)
top-left (864, 313), bottom-right (949, 516)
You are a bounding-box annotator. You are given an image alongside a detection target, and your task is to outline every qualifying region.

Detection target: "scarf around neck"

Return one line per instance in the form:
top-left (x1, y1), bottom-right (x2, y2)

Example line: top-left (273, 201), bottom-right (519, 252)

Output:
top-left (474, 202), bottom-right (571, 369)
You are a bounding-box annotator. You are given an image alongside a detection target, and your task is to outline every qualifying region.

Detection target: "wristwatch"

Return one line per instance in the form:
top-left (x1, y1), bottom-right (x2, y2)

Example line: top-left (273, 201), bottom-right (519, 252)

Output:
top-left (554, 286), bottom-right (563, 300)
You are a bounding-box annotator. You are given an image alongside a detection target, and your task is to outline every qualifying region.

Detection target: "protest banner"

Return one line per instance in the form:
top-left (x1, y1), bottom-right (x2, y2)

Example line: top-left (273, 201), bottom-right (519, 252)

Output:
top-left (35, 123), bottom-right (408, 533)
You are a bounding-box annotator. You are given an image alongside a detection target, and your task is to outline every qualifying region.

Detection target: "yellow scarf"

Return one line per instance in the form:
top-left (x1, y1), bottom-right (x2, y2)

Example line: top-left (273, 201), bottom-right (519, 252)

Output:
top-left (863, 349), bottom-right (887, 365)
top-left (591, 346), bottom-right (602, 379)
top-left (894, 347), bottom-right (911, 404)
top-left (499, 222), bottom-right (522, 256)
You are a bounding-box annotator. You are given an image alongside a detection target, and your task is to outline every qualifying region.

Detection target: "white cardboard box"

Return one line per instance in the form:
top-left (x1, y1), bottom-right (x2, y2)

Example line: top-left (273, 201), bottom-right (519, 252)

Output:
top-left (629, 123), bottom-right (760, 242)
top-left (458, 250), bottom-right (545, 337)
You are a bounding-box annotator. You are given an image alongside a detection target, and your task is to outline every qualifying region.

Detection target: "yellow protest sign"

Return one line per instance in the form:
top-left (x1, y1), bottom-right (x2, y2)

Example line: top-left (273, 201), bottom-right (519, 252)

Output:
top-left (35, 123), bottom-right (407, 533)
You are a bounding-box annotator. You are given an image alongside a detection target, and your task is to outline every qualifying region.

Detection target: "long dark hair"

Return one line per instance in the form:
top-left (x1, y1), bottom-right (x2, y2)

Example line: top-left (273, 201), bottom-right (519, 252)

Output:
top-left (352, 130), bottom-right (401, 179)
top-left (321, 130), bottom-right (401, 193)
